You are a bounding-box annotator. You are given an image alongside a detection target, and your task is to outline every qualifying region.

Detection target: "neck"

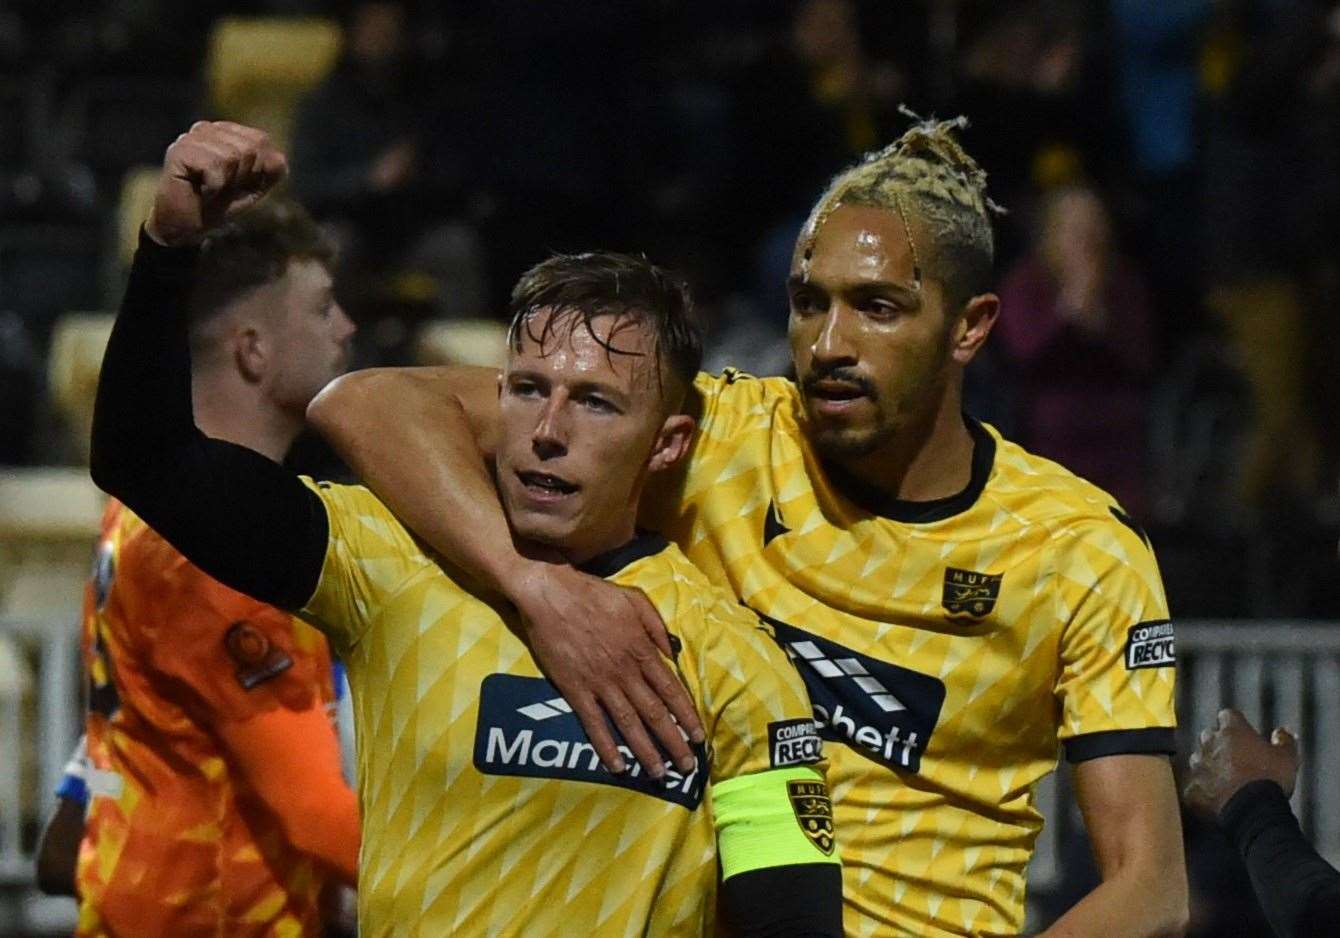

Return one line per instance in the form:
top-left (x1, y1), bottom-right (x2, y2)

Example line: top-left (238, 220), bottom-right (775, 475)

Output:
top-left (511, 519), bottom-right (639, 571)
top-left (192, 371), bottom-right (300, 464)
top-left (559, 517), bottom-right (638, 568)
top-left (834, 376), bottom-right (975, 503)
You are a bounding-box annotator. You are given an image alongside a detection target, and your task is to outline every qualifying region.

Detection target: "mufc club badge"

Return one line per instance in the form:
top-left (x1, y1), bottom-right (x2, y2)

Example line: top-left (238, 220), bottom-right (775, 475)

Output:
top-left (787, 779), bottom-right (836, 856)
top-left (942, 567), bottom-right (1002, 619)
top-left (224, 622), bottom-right (293, 690)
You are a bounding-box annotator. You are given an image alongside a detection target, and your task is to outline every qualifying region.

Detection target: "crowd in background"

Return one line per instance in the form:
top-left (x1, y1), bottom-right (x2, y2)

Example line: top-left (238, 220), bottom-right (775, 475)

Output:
top-left (0, 0), bottom-right (1337, 619)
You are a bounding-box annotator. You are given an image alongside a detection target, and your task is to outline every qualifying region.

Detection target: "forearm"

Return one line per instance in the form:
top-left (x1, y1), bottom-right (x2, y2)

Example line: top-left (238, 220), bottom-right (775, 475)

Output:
top-left (1221, 780), bottom-right (1340, 938)
top-left (309, 368), bottom-right (532, 594)
top-left (222, 706), bottom-right (360, 886)
top-left (1038, 868), bottom-right (1186, 937)
top-left (90, 231), bottom-right (327, 609)
top-left (1046, 756), bottom-right (1188, 937)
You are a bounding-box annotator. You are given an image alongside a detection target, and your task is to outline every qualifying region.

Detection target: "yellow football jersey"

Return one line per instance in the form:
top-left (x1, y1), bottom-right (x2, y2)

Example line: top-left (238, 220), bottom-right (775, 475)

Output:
top-left (640, 372), bottom-right (1177, 938)
top-left (296, 479), bottom-right (836, 937)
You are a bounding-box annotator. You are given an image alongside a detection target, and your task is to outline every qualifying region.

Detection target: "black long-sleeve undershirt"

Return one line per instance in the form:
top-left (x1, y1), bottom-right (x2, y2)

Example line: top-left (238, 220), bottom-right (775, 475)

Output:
top-left (1220, 780), bottom-right (1340, 938)
top-left (90, 232), bottom-right (841, 938)
top-left (89, 230), bottom-right (328, 610)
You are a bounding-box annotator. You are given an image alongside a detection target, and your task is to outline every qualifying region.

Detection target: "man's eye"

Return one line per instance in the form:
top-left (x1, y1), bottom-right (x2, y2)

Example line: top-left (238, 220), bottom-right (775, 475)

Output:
top-left (512, 382), bottom-right (541, 397)
top-left (861, 300), bottom-right (899, 318)
top-left (791, 292), bottom-right (821, 314)
top-left (583, 396), bottom-right (615, 413)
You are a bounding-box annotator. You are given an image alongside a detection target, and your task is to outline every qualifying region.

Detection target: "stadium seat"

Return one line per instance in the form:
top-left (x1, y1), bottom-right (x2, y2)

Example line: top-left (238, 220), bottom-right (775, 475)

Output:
top-left (206, 17), bottom-right (342, 154)
top-left (115, 165), bottom-right (159, 271)
top-left (0, 465), bottom-right (102, 634)
top-left (0, 469), bottom-right (93, 912)
top-left (414, 319), bottom-right (510, 369)
top-left (46, 313), bottom-right (114, 466)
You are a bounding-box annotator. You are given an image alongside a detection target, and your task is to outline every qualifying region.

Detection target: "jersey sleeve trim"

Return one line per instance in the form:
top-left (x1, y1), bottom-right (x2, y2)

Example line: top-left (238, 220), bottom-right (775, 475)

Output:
top-left (1063, 727), bottom-right (1176, 763)
top-left (712, 766), bottom-right (841, 880)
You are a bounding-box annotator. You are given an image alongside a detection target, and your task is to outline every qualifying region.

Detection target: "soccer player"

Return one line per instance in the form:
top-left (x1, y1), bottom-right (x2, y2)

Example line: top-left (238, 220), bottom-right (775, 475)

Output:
top-left (89, 121), bottom-right (843, 936)
top-left (312, 117), bottom-right (1189, 936)
top-left (75, 199), bottom-right (361, 937)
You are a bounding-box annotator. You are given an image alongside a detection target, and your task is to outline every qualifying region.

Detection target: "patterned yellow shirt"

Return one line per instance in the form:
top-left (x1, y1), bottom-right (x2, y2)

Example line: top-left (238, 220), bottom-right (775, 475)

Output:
top-left (640, 372), bottom-right (1177, 938)
top-left (297, 479), bottom-right (835, 937)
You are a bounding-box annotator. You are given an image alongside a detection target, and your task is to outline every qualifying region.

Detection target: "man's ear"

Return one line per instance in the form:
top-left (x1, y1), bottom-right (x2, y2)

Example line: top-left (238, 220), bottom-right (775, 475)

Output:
top-left (647, 413), bottom-right (695, 473)
top-left (233, 324), bottom-right (267, 384)
top-left (951, 292), bottom-right (999, 366)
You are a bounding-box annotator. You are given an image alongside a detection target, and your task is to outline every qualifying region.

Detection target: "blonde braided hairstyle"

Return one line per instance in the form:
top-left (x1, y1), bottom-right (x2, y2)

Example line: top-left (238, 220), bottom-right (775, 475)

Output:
top-left (798, 110), bottom-right (1004, 308)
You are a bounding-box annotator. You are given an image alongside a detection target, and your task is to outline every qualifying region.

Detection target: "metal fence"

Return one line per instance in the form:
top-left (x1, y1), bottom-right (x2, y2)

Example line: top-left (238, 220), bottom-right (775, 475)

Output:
top-left (4, 617), bottom-right (1340, 930)
top-left (1029, 620), bottom-right (1340, 891)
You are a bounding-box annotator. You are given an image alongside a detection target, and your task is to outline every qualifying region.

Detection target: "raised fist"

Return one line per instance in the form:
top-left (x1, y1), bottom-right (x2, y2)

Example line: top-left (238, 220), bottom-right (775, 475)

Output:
top-left (145, 121), bottom-right (288, 247)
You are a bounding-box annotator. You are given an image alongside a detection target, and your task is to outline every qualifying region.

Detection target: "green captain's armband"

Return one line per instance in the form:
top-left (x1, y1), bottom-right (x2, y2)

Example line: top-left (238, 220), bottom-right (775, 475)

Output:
top-left (712, 767), bottom-right (841, 880)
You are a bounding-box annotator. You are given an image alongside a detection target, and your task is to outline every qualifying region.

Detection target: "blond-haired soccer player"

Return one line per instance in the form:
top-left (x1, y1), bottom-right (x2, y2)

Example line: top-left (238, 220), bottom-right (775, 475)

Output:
top-left (90, 121), bottom-right (842, 936)
top-left (312, 117), bottom-right (1189, 937)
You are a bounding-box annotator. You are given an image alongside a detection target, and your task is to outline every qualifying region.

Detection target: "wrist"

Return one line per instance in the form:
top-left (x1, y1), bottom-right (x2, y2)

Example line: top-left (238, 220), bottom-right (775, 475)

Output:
top-left (144, 214), bottom-right (204, 249)
top-left (494, 554), bottom-right (555, 608)
top-left (1219, 778), bottom-right (1290, 833)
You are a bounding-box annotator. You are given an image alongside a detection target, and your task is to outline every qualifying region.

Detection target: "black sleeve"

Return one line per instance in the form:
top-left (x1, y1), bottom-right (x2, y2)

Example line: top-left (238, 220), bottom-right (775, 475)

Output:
top-left (89, 229), bottom-right (329, 610)
top-left (720, 864), bottom-right (843, 938)
top-left (1220, 780), bottom-right (1340, 938)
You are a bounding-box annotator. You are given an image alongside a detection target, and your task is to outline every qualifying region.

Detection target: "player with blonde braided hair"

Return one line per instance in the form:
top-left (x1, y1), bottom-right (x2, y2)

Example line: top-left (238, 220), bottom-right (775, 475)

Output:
top-left (311, 114), bottom-right (1190, 936)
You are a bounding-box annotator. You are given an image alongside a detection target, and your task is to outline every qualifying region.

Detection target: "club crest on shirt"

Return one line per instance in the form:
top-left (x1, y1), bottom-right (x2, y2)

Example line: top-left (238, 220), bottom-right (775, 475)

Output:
top-left (941, 567), bottom-right (1002, 619)
top-left (224, 622), bottom-right (293, 690)
top-left (787, 779), bottom-right (835, 855)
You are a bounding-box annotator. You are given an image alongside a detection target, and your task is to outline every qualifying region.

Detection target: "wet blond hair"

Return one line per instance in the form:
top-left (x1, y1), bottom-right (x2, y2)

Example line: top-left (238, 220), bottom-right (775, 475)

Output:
top-left (799, 111), bottom-right (1002, 309)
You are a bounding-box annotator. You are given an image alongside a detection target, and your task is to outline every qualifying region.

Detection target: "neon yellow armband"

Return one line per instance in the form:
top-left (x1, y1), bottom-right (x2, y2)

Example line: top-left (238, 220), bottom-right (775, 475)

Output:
top-left (711, 766), bottom-right (841, 880)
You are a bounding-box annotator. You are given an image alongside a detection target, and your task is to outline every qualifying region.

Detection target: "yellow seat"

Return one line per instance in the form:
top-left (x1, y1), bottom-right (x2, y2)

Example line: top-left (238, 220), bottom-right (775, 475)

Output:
top-left (414, 319), bottom-right (510, 369)
top-left (47, 313), bottom-right (116, 464)
top-left (116, 165), bottom-right (160, 269)
top-left (206, 17), bottom-right (343, 154)
top-left (0, 467), bottom-right (105, 621)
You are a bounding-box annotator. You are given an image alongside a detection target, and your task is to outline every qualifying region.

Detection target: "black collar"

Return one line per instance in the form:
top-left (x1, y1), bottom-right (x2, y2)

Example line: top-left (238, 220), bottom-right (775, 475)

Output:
top-left (575, 532), bottom-right (671, 579)
top-left (825, 415), bottom-right (996, 524)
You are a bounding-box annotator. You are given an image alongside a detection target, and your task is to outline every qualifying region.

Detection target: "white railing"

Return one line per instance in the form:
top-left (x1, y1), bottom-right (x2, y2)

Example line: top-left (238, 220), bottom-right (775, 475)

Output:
top-left (4, 618), bottom-right (1340, 922)
top-left (0, 616), bottom-right (79, 888)
top-left (1029, 619), bottom-right (1340, 892)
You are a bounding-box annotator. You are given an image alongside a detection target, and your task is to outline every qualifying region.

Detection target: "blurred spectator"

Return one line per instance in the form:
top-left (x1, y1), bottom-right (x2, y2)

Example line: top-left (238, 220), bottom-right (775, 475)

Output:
top-left (737, 0), bottom-right (907, 334)
top-left (736, 0), bottom-right (905, 234)
top-left (1108, 0), bottom-right (1213, 345)
top-left (996, 184), bottom-right (1155, 516)
top-left (291, 0), bottom-right (484, 326)
top-left (954, 0), bottom-right (1095, 261)
top-left (1200, 0), bottom-right (1327, 517)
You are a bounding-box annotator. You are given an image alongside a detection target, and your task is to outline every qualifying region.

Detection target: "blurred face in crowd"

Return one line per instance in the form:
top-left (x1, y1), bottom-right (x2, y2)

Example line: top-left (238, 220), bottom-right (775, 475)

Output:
top-left (1040, 186), bottom-right (1112, 274)
top-left (495, 308), bottom-right (693, 564)
top-left (793, 0), bottom-right (862, 66)
top-left (350, 1), bottom-right (408, 71)
top-left (788, 203), bottom-right (961, 463)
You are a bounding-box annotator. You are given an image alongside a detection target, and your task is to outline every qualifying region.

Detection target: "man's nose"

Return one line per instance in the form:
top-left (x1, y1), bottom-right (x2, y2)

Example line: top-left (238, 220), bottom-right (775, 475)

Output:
top-left (532, 397), bottom-right (568, 459)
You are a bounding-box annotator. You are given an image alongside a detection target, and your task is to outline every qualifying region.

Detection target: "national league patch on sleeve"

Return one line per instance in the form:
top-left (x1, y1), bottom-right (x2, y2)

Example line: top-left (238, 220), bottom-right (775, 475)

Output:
top-left (1125, 620), bottom-right (1175, 670)
top-left (224, 622), bottom-right (294, 689)
top-left (769, 717), bottom-right (823, 768)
